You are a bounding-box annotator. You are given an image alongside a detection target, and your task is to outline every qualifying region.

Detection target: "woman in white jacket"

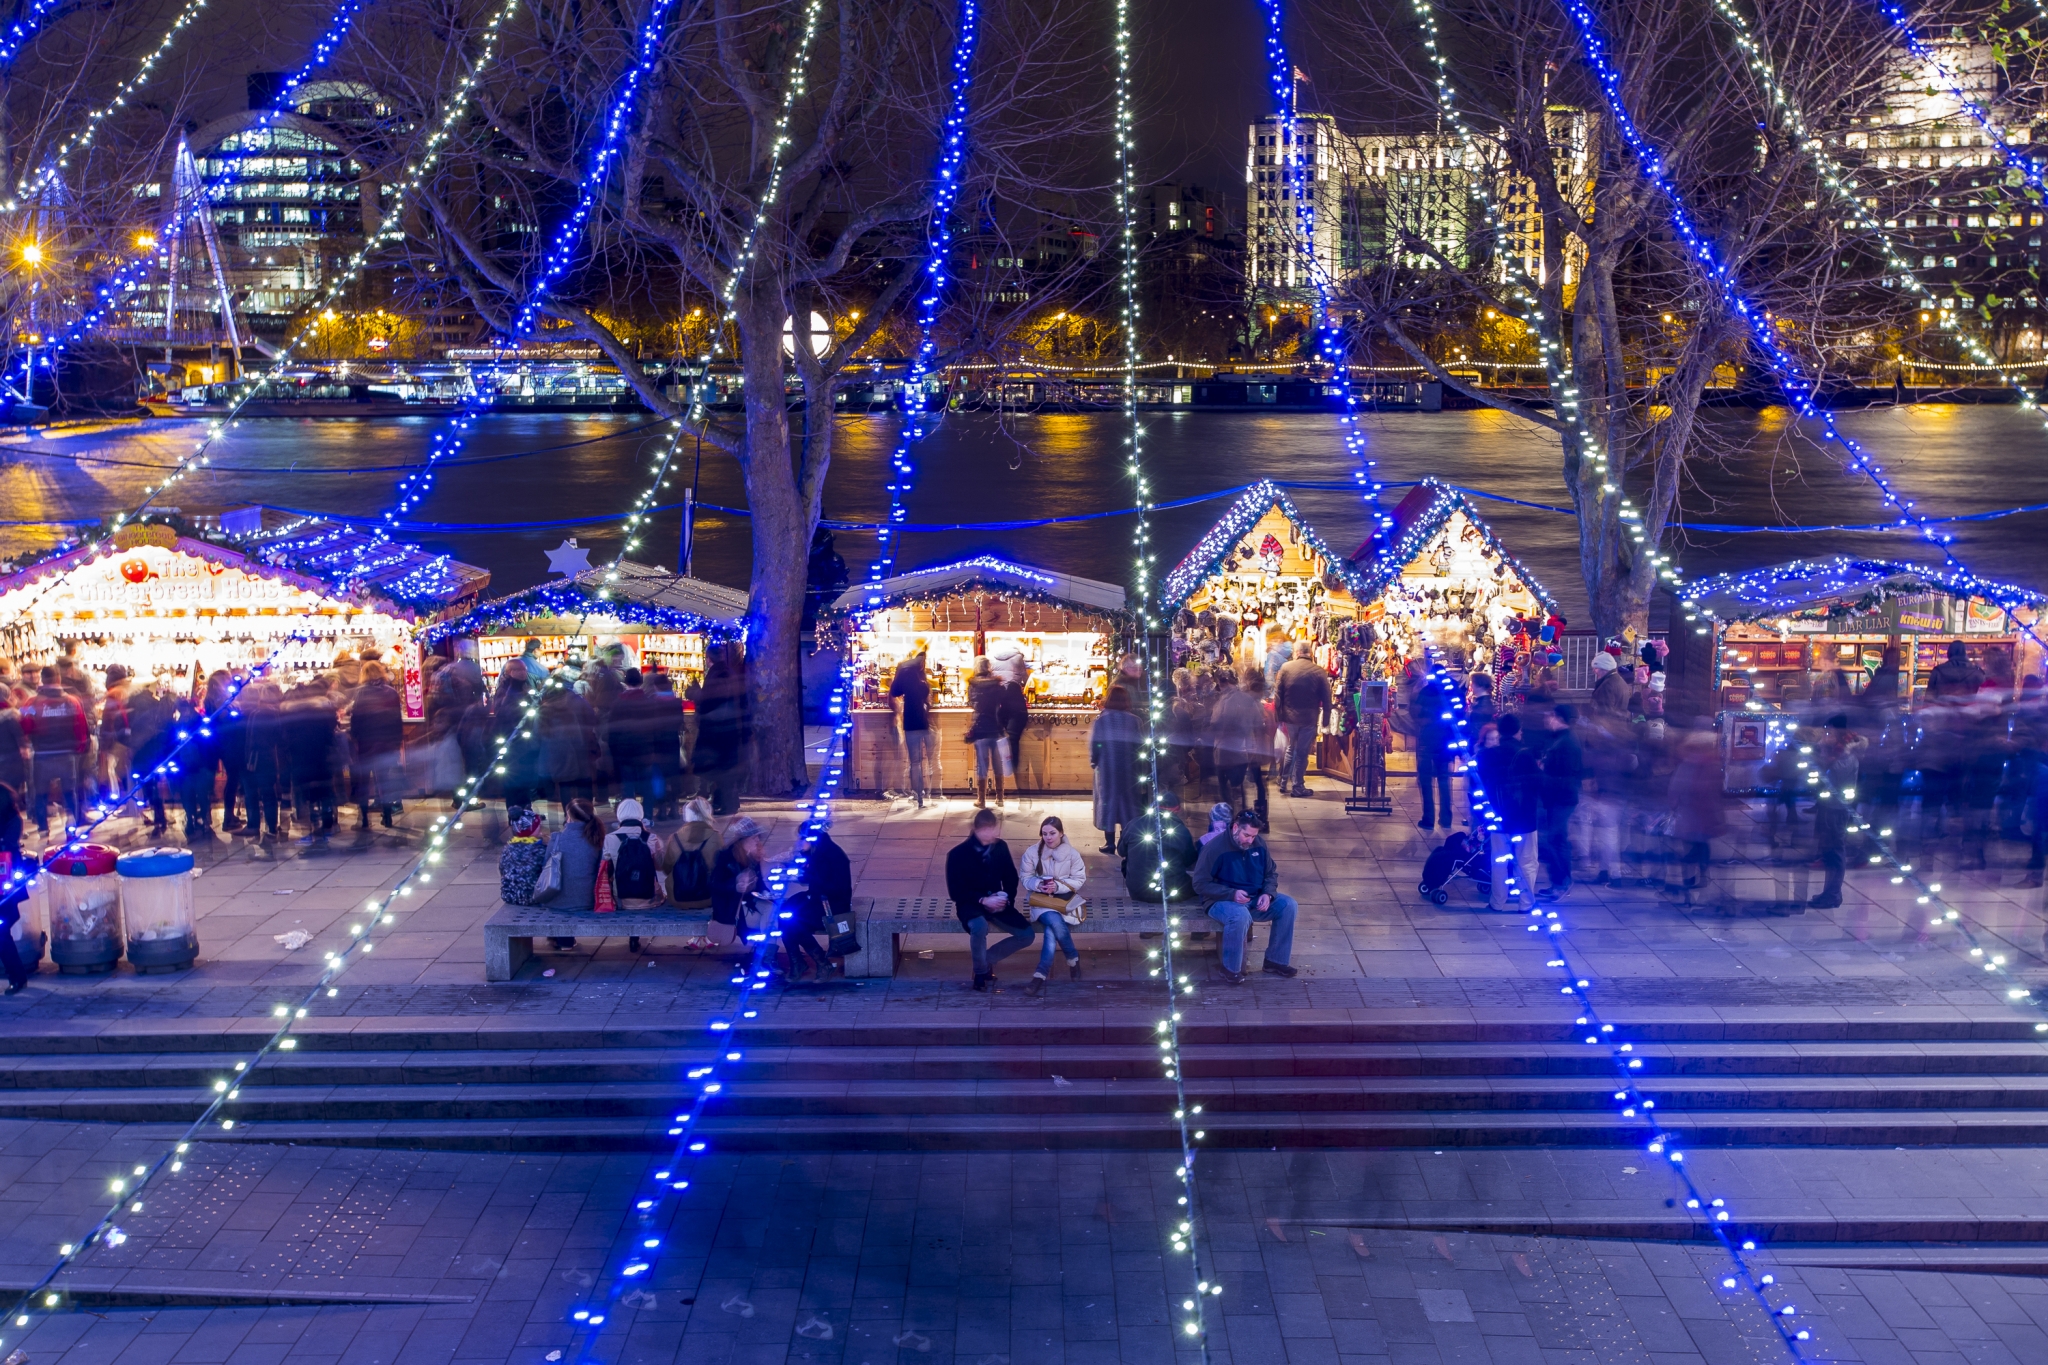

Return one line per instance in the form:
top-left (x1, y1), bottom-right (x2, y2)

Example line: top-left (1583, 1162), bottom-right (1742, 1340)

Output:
top-left (1016, 815), bottom-right (1086, 995)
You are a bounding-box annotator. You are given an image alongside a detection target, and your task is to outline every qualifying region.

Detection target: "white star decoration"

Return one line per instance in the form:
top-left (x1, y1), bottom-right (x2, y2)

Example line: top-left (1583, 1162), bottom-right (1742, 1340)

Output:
top-left (544, 538), bottom-right (591, 577)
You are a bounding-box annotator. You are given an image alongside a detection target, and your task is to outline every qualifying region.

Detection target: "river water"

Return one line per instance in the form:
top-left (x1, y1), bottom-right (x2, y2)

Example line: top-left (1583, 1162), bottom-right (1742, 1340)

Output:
top-left (2, 403), bottom-right (2043, 622)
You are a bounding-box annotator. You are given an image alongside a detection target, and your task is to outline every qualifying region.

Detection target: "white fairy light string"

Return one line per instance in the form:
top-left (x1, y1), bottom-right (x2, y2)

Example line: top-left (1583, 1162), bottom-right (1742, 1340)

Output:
top-left (1, 0), bottom-right (525, 633)
top-left (681, 0), bottom-right (825, 432)
top-left (1407, 0), bottom-right (1680, 592)
top-left (4, 0), bottom-right (214, 211)
top-left (1710, 0), bottom-right (2048, 421)
top-left (1111, 0), bottom-right (1219, 1349)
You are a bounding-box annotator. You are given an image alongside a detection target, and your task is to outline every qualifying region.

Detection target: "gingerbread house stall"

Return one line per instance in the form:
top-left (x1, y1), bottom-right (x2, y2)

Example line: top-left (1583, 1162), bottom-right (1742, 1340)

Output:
top-left (829, 556), bottom-right (1130, 795)
top-left (0, 509), bottom-right (488, 694)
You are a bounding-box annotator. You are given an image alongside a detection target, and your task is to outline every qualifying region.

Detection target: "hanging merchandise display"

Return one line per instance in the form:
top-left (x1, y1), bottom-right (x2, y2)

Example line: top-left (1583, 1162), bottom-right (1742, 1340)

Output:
top-left (423, 561), bottom-right (748, 689)
top-left (0, 512), bottom-right (487, 693)
top-left (825, 556), bottom-right (1129, 794)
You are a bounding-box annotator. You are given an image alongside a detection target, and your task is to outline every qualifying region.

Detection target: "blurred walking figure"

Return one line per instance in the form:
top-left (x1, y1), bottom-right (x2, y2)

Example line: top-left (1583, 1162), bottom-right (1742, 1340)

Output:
top-left (21, 667), bottom-right (87, 837)
top-left (1208, 667), bottom-right (1271, 823)
top-left (1665, 722), bottom-right (1727, 900)
top-left (1808, 715), bottom-right (1863, 910)
top-left (1274, 642), bottom-right (1330, 798)
top-left (693, 646), bottom-right (753, 815)
top-left (889, 647), bottom-right (933, 808)
top-left (350, 662), bottom-right (405, 830)
top-left (238, 676), bottom-right (286, 840)
top-left (1089, 686), bottom-right (1143, 855)
top-left (282, 676), bottom-right (341, 842)
top-left (965, 657), bottom-right (1009, 810)
top-left (1536, 705), bottom-right (1585, 900)
top-left (1412, 670), bottom-right (1458, 832)
top-left (1475, 714), bottom-right (1541, 912)
top-left (539, 684), bottom-right (600, 809)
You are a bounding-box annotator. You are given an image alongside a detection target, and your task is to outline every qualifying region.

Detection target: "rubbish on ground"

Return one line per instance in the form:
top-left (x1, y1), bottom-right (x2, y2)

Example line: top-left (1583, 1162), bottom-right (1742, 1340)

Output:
top-left (273, 930), bottom-right (314, 950)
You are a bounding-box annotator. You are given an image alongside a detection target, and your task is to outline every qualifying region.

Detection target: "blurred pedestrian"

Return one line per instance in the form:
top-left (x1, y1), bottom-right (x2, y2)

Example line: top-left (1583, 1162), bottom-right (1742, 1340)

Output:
top-left (20, 667), bottom-right (87, 836)
top-left (1274, 642), bottom-right (1330, 798)
top-left (350, 661), bottom-right (405, 830)
top-left (965, 656), bottom-right (1009, 809)
top-left (1090, 685), bottom-right (1143, 855)
top-left (1807, 715), bottom-right (1863, 910)
top-left (540, 684), bottom-right (600, 809)
top-left (1121, 787), bottom-right (1199, 903)
top-left (238, 676), bottom-right (285, 840)
top-left (693, 647), bottom-right (752, 816)
top-left (1209, 666), bottom-right (1271, 822)
top-left (1475, 713), bottom-right (1541, 911)
top-left (1536, 704), bottom-right (1585, 900)
top-left (282, 676), bottom-right (341, 841)
top-left (889, 648), bottom-right (933, 808)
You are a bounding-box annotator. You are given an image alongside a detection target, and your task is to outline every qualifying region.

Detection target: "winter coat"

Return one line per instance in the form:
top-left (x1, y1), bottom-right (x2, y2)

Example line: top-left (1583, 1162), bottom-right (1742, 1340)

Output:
top-left (1206, 688), bottom-right (1270, 765)
top-left (944, 836), bottom-right (1020, 926)
top-left (350, 681), bottom-right (405, 758)
top-left (1089, 706), bottom-right (1144, 835)
top-left (499, 839), bottom-right (548, 905)
top-left (964, 675), bottom-right (1007, 744)
top-left (1274, 658), bottom-right (1331, 728)
top-left (602, 821), bottom-right (665, 910)
top-left (539, 690), bottom-right (600, 785)
top-left (1120, 807), bottom-right (1198, 902)
top-left (1015, 838), bottom-right (1087, 912)
top-left (1538, 726), bottom-right (1586, 813)
top-left (1475, 736), bottom-right (1542, 835)
top-left (1191, 834), bottom-right (1280, 902)
top-left (551, 820), bottom-right (604, 912)
top-left (711, 844), bottom-right (765, 926)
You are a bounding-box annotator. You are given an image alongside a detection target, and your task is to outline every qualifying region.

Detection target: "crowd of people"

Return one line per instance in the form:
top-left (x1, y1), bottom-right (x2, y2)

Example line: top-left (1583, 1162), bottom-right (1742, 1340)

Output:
top-left (1408, 639), bottom-right (2048, 911)
top-left (0, 637), bottom-right (758, 850)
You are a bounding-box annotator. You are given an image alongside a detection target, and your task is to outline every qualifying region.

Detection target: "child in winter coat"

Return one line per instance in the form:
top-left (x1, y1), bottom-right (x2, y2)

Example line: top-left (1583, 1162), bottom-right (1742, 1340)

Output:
top-left (499, 808), bottom-right (550, 905)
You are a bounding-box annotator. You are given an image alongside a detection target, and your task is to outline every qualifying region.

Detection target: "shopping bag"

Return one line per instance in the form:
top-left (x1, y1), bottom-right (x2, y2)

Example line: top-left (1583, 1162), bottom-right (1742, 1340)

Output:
top-left (593, 859), bottom-right (616, 913)
top-left (529, 842), bottom-right (564, 903)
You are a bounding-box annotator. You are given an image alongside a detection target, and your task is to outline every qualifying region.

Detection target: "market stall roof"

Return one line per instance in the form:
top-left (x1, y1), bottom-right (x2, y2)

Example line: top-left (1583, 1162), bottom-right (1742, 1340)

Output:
top-left (422, 560), bottom-right (750, 643)
top-left (1349, 479), bottom-right (1559, 613)
top-left (830, 555), bottom-right (1127, 617)
top-left (1159, 480), bottom-right (1370, 612)
top-left (1681, 556), bottom-right (2045, 625)
top-left (0, 513), bottom-right (488, 620)
top-left (215, 506), bottom-right (490, 609)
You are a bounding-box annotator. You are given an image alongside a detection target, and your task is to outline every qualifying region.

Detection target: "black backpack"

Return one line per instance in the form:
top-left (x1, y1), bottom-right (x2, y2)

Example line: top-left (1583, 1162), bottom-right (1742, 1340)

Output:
top-left (669, 839), bottom-right (715, 905)
top-left (613, 832), bottom-right (660, 902)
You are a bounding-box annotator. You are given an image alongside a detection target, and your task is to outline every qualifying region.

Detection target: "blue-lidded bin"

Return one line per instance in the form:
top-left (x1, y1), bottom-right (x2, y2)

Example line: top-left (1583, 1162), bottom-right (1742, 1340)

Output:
top-left (117, 848), bottom-right (198, 973)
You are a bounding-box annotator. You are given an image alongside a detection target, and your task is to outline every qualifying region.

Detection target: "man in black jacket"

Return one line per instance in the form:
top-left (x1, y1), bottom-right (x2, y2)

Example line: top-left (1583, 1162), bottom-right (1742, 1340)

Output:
top-left (946, 808), bottom-right (1031, 991)
top-left (1120, 788), bottom-right (1199, 903)
top-left (1535, 704), bottom-right (1585, 900)
top-left (1192, 809), bottom-right (1298, 983)
top-left (1474, 714), bottom-right (1542, 912)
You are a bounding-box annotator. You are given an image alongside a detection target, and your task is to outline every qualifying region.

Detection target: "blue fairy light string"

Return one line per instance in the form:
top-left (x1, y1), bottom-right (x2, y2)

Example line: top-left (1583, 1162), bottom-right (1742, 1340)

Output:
top-left (365, 0), bottom-right (686, 574)
top-left (0, 0), bottom-right (62, 64)
top-left (1254, 0), bottom-right (1383, 538)
top-left (1, 0), bottom-right (525, 633)
top-left (4, 0), bottom-right (379, 393)
top-left (868, 0), bottom-right (981, 587)
top-left (1423, 648), bottom-right (1815, 1360)
top-left (1868, 0), bottom-right (2044, 193)
top-left (1557, 0), bottom-right (2046, 649)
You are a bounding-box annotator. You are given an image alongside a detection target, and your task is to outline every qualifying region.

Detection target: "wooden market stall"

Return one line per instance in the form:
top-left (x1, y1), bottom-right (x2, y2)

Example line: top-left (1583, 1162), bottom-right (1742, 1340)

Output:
top-left (830, 556), bottom-right (1129, 795)
top-left (1678, 557), bottom-right (2045, 713)
top-left (0, 508), bottom-right (489, 694)
top-left (422, 561), bottom-right (750, 689)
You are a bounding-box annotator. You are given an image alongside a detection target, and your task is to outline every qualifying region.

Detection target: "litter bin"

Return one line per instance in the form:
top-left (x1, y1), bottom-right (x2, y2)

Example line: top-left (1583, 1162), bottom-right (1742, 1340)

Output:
top-left (119, 848), bottom-right (198, 973)
top-left (43, 844), bottom-right (123, 974)
top-left (4, 857), bottom-right (45, 971)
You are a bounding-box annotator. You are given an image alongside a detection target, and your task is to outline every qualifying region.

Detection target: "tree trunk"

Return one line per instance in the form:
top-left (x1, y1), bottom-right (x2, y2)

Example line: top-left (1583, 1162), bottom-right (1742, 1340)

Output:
top-left (737, 302), bottom-right (811, 798)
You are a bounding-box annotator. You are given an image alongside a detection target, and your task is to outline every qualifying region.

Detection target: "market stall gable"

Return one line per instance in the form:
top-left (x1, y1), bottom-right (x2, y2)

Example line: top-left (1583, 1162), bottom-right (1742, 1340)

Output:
top-left (1159, 480), bottom-right (1372, 617)
top-left (829, 555), bottom-right (1131, 795)
top-left (0, 515), bottom-right (488, 687)
top-left (1350, 480), bottom-right (1558, 615)
top-left (423, 561), bottom-right (750, 685)
top-left (1680, 556), bottom-right (2045, 709)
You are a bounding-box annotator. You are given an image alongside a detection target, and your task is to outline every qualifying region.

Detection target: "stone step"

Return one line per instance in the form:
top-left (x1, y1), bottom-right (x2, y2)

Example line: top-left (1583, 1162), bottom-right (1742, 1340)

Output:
top-left (24, 1039), bottom-right (2048, 1091)
top-left (6, 1009), bottom-right (2045, 1056)
top-left (10, 1038), bottom-right (2048, 1090)
top-left (136, 1106), bottom-right (2048, 1152)
top-left (12, 1073), bottom-right (2048, 1124)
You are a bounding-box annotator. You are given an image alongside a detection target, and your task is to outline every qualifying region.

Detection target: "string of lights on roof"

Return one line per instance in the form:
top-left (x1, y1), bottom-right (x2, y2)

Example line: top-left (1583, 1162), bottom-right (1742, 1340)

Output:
top-left (868, 0), bottom-right (981, 588)
top-left (1558, 0), bottom-right (2045, 654)
top-left (681, 0), bottom-right (824, 433)
top-left (1118, 0), bottom-right (1218, 1351)
top-left (1355, 480), bottom-right (1560, 614)
top-left (1709, 0), bottom-right (2048, 426)
top-left (1255, 0), bottom-right (1382, 537)
top-left (419, 579), bottom-right (747, 646)
top-left (1408, 0), bottom-right (1678, 595)
top-left (0, 0), bottom-right (526, 635)
top-left (1158, 479), bottom-right (1370, 612)
top-left (1869, 0), bottom-right (2045, 193)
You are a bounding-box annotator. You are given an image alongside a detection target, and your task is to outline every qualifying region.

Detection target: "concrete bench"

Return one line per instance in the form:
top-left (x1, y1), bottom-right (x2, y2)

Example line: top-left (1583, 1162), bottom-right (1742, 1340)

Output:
top-left (484, 904), bottom-right (715, 981)
top-left (843, 895), bottom-right (1186, 978)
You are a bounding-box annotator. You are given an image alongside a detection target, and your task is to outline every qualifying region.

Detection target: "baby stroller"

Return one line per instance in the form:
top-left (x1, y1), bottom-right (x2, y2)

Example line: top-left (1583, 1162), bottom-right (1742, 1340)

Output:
top-left (1419, 830), bottom-right (1490, 905)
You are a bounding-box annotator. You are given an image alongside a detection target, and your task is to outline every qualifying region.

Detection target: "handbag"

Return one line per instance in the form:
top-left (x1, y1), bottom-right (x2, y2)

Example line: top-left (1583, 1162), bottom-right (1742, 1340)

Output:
top-left (825, 901), bottom-right (862, 957)
top-left (529, 841), bottom-right (564, 903)
top-left (1026, 890), bottom-right (1087, 925)
top-left (593, 859), bottom-right (616, 913)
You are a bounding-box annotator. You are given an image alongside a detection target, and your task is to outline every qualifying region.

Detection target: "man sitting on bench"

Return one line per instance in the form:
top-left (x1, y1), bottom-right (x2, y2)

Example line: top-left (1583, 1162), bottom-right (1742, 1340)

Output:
top-left (1191, 808), bottom-right (1299, 984)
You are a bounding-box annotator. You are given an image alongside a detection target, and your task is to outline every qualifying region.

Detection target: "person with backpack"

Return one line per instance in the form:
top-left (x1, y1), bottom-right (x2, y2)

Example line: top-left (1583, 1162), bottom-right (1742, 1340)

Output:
top-left (604, 798), bottom-right (666, 952)
top-left (662, 796), bottom-right (719, 950)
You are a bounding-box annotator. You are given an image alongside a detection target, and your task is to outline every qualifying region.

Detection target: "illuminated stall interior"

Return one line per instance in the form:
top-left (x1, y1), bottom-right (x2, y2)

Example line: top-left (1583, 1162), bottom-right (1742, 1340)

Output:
top-left (830, 557), bottom-right (1128, 794)
top-left (1681, 558), bottom-right (2045, 711)
top-left (0, 509), bottom-right (488, 692)
top-left (424, 562), bottom-right (749, 689)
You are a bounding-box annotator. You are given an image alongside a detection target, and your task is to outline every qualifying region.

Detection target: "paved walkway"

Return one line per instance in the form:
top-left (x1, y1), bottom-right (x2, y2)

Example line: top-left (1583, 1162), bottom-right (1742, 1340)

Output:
top-left (4, 779), bottom-right (2048, 1364)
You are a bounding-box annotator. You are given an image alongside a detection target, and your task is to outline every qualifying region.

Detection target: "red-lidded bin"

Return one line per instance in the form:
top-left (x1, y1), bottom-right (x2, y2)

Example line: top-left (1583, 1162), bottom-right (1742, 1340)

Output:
top-left (43, 844), bottom-right (122, 974)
